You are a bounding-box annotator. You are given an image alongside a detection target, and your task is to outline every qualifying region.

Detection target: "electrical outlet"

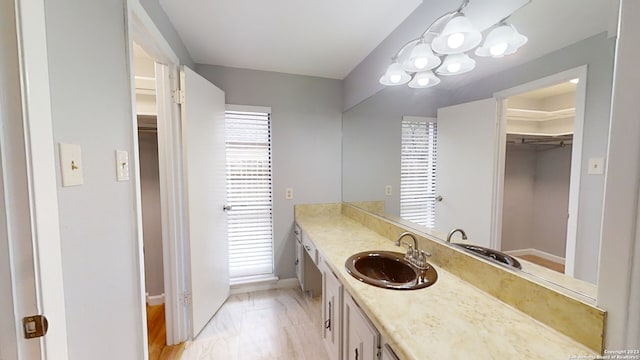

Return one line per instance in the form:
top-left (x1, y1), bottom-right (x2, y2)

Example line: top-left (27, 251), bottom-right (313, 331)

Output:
top-left (385, 185), bottom-right (392, 196)
top-left (116, 150), bottom-right (130, 181)
top-left (285, 188), bottom-right (294, 200)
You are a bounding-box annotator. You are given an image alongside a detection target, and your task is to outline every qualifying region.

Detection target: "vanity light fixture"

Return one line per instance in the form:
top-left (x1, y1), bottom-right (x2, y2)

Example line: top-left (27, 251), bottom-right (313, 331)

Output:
top-left (379, 0), bottom-right (531, 89)
top-left (569, 78), bottom-right (579, 84)
top-left (379, 61), bottom-right (411, 86)
top-left (437, 53), bottom-right (476, 76)
top-left (402, 40), bottom-right (441, 72)
top-left (408, 70), bottom-right (441, 88)
top-left (475, 23), bottom-right (528, 58)
top-left (431, 15), bottom-right (482, 54)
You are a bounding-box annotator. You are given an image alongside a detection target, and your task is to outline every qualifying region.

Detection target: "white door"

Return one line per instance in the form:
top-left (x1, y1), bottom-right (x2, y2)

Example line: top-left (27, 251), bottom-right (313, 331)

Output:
top-left (1, 0), bottom-right (69, 358)
top-left (180, 66), bottom-right (230, 337)
top-left (435, 98), bottom-right (498, 247)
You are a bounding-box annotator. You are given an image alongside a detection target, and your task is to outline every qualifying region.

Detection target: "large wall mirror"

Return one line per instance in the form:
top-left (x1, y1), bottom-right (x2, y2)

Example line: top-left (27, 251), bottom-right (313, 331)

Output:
top-left (342, 0), bottom-right (619, 302)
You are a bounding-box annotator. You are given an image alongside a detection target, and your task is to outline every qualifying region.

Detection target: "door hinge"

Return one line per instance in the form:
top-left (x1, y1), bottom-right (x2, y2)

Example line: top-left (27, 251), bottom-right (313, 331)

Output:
top-left (22, 315), bottom-right (48, 339)
top-left (183, 292), bottom-right (192, 306)
top-left (173, 88), bottom-right (185, 105)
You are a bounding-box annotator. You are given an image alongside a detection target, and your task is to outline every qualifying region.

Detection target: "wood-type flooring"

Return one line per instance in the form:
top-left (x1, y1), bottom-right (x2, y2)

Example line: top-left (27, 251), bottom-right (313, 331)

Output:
top-left (180, 287), bottom-right (327, 359)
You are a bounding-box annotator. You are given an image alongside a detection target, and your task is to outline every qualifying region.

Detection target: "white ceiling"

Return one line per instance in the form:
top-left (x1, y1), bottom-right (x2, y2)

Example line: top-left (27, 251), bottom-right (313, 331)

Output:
top-left (160, 0), bottom-right (422, 79)
top-left (160, 0), bottom-right (618, 84)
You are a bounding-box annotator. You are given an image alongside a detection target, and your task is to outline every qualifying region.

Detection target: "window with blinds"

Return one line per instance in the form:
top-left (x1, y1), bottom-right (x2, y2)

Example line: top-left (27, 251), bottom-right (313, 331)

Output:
top-left (400, 116), bottom-right (437, 228)
top-left (225, 106), bottom-right (274, 280)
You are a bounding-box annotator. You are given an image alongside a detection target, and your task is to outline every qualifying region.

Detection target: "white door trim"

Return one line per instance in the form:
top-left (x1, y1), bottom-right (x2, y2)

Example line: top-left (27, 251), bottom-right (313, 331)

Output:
top-left (155, 62), bottom-right (189, 344)
top-left (11, 0), bottom-right (70, 358)
top-left (125, 0), bottom-right (189, 349)
top-left (597, 0), bottom-right (640, 347)
top-left (492, 65), bottom-right (588, 278)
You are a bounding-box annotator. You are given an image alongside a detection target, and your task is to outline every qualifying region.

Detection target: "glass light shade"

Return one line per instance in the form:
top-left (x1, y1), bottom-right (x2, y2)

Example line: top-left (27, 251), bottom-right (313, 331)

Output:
top-left (475, 24), bottom-right (528, 58)
top-left (431, 15), bottom-right (482, 55)
top-left (379, 62), bottom-right (411, 86)
top-left (436, 53), bottom-right (476, 76)
top-left (408, 71), bottom-right (441, 89)
top-left (402, 42), bottom-right (441, 72)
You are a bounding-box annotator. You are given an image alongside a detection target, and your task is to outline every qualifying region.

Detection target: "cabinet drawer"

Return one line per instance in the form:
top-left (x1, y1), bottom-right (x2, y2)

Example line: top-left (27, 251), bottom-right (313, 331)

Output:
top-left (302, 234), bottom-right (318, 264)
top-left (294, 224), bottom-right (302, 243)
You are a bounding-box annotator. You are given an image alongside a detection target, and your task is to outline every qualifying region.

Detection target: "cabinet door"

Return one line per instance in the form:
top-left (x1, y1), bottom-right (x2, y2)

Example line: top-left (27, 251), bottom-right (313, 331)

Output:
top-left (381, 342), bottom-right (400, 360)
top-left (295, 240), bottom-right (303, 288)
top-left (343, 294), bottom-right (380, 360)
top-left (322, 266), bottom-right (343, 360)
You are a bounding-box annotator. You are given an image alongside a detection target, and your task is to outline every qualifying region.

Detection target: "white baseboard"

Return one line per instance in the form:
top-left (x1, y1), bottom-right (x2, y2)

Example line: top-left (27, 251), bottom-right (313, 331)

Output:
top-left (146, 293), bottom-right (165, 306)
top-left (230, 277), bottom-right (299, 295)
top-left (504, 248), bottom-right (565, 265)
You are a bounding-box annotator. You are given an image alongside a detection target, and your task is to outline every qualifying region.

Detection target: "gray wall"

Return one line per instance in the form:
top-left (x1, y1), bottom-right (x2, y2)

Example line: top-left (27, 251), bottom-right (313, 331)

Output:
top-left (43, 0), bottom-right (174, 358)
top-left (502, 144), bottom-right (572, 258)
top-left (195, 65), bottom-right (343, 280)
top-left (0, 0), bottom-right (22, 357)
top-left (501, 145), bottom-right (536, 252)
top-left (139, 130), bottom-right (164, 297)
top-left (532, 145), bottom-right (572, 257)
top-left (342, 86), bottom-right (451, 216)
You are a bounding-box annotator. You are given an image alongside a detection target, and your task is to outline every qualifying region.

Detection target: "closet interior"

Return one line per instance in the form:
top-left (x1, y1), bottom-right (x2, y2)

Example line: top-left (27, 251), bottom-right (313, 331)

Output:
top-left (500, 81), bottom-right (577, 273)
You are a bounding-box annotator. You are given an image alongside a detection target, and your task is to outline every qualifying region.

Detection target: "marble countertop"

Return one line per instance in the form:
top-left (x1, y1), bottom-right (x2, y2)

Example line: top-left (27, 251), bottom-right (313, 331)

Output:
top-left (296, 212), bottom-right (596, 360)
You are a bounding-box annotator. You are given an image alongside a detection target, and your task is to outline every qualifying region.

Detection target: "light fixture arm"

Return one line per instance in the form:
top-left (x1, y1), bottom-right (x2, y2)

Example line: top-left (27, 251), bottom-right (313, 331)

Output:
top-left (391, 0), bottom-right (471, 60)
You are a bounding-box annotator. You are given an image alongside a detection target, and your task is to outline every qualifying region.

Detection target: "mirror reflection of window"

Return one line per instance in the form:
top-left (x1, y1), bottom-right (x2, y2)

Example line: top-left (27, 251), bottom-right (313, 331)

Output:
top-left (400, 117), bottom-right (437, 227)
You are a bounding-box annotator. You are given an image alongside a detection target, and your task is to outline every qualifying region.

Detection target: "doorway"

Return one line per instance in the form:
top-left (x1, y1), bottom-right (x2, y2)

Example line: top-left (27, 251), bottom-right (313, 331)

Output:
top-left (493, 66), bottom-right (588, 278)
top-left (500, 81), bottom-right (577, 273)
top-left (132, 42), bottom-right (179, 359)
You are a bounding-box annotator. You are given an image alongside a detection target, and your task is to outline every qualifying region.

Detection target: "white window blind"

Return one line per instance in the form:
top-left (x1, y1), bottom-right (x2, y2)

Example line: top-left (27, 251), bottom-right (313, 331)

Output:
top-left (225, 106), bottom-right (274, 279)
top-left (400, 116), bottom-right (437, 228)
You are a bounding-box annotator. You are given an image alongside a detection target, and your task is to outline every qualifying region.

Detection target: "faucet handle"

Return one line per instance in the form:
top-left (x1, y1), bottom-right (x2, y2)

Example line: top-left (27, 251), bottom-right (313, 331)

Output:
top-left (405, 245), bottom-right (414, 260)
top-left (421, 250), bottom-right (432, 258)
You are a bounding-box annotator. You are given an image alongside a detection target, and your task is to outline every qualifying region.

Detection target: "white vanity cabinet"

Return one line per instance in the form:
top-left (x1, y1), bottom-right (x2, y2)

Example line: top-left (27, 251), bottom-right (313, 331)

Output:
top-left (294, 224), bottom-right (321, 295)
top-left (343, 293), bottom-right (381, 360)
top-left (321, 259), bottom-right (343, 360)
top-left (381, 341), bottom-right (400, 360)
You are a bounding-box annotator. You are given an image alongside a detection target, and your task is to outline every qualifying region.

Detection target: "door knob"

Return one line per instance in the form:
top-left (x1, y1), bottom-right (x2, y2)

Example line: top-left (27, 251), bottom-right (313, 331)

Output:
top-left (435, 195), bottom-right (443, 202)
top-left (223, 204), bottom-right (232, 211)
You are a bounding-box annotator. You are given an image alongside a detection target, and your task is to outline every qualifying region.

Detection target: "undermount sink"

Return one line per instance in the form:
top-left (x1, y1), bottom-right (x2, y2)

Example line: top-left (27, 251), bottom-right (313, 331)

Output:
top-left (453, 244), bottom-right (522, 269)
top-left (345, 251), bottom-right (438, 290)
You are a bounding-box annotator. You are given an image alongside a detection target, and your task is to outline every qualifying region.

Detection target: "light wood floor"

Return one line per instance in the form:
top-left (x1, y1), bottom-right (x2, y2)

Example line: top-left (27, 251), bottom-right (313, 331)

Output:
top-left (519, 254), bottom-right (565, 273)
top-left (180, 288), bottom-right (328, 360)
top-left (147, 304), bottom-right (185, 360)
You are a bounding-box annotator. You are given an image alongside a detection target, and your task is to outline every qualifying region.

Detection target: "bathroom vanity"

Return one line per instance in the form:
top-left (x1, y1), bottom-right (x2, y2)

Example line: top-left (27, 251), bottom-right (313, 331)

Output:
top-left (295, 203), bottom-right (602, 360)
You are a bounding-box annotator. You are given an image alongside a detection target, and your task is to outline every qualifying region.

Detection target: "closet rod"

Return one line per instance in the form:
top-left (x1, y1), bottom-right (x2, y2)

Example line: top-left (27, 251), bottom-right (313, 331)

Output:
top-left (137, 128), bottom-right (157, 134)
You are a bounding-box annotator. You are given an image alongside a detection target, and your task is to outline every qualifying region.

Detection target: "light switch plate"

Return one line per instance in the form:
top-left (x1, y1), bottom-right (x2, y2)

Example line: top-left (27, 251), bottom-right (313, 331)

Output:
top-left (385, 185), bottom-right (392, 196)
top-left (285, 188), bottom-right (293, 200)
top-left (116, 150), bottom-right (130, 181)
top-left (588, 157), bottom-right (605, 175)
top-left (59, 143), bottom-right (83, 187)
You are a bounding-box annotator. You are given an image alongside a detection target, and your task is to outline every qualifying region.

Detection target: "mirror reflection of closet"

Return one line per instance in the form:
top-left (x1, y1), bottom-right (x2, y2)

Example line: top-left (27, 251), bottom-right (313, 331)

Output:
top-left (501, 81), bottom-right (576, 276)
